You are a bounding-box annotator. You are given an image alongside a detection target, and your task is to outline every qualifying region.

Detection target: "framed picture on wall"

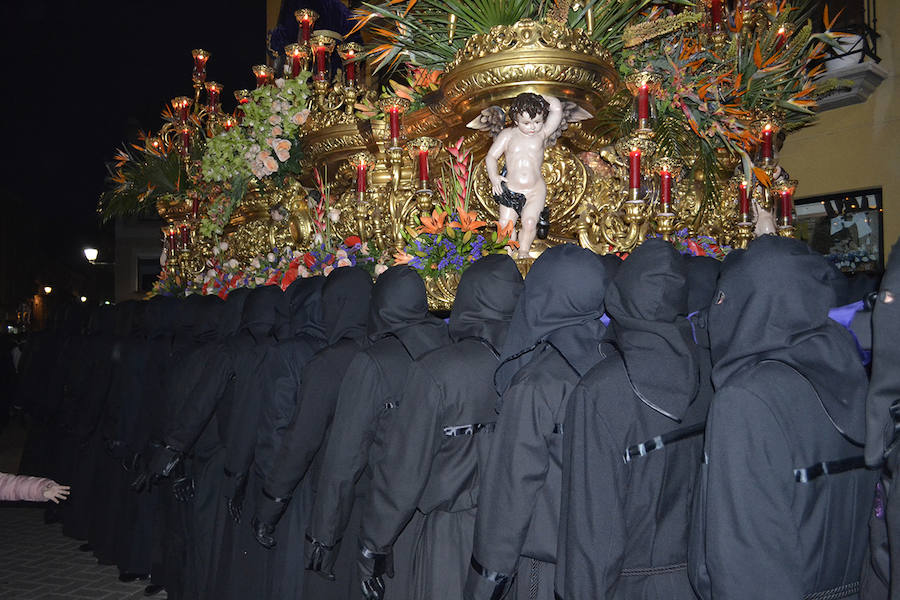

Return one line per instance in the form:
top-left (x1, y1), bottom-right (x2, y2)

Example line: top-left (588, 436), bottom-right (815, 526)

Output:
top-left (795, 187), bottom-right (883, 274)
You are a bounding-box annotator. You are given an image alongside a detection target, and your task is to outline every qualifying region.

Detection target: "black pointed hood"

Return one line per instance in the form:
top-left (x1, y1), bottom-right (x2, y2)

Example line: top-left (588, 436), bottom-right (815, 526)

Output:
top-left (240, 285), bottom-right (283, 338)
top-left (450, 254), bottom-right (523, 352)
top-left (684, 254), bottom-right (721, 314)
top-left (495, 244), bottom-right (611, 395)
top-left (278, 276), bottom-right (326, 340)
top-left (175, 296), bottom-right (206, 338)
top-left (191, 295), bottom-right (225, 342)
top-left (219, 287), bottom-right (251, 338)
top-left (606, 238), bottom-right (699, 422)
top-left (708, 235), bottom-right (869, 443)
top-left (321, 266), bottom-right (373, 345)
top-left (113, 301), bottom-right (139, 337)
top-left (144, 296), bottom-right (179, 338)
top-left (366, 266), bottom-right (447, 358)
top-left (598, 253), bottom-right (623, 281)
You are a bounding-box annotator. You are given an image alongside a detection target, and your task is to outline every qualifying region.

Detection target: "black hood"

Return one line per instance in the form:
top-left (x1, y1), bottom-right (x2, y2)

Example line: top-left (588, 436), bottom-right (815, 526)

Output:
top-left (606, 238), bottom-right (699, 422)
top-left (174, 295), bottom-right (207, 338)
top-left (240, 285), bottom-right (283, 338)
top-left (449, 254), bottom-right (523, 351)
top-left (113, 301), bottom-right (139, 338)
top-left (191, 295), bottom-right (225, 342)
top-left (367, 266), bottom-right (447, 358)
top-left (598, 253), bottom-right (623, 281)
top-left (219, 287), bottom-right (251, 338)
top-left (144, 296), bottom-right (179, 338)
top-left (278, 277), bottom-right (326, 340)
top-left (321, 266), bottom-right (373, 345)
top-left (495, 244), bottom-right (611, 394)
top-left (709, 235), bottom-right (868, 443)
top-left (87, 304), bottom-right (117, 336)
top-left (684, 254), bottom-right (721, 314)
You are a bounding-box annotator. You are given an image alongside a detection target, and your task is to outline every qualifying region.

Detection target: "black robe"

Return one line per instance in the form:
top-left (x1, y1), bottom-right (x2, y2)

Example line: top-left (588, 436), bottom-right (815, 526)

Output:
top-left (467, 245), bottom-right (612, 600)
top-left (357, 255), bottom-right (522, 599)
top-left (689, 236), bottom-right (874, 600)
top-left (253, 266), bottom-right (373, 598)
top-left (304, 266), bottom-right (450, 598)
top-left (559, 240), bottom-right (703, 600)
top-left (860, 238), bottom-right (900, 599)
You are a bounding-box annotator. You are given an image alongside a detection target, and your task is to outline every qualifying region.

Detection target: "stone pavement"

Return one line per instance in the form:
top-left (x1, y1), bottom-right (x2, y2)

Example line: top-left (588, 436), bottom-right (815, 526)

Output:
top-left (0, 505), bottom-right (157, 600)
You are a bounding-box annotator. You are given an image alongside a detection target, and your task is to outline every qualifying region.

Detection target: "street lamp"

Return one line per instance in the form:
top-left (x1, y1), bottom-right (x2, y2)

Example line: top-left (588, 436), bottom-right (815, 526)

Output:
top-left (43, 286), bottom-right (52, 294)
top-left (83, 247), bottom-right (99, 263)
top-left (80, 296), bottom-right (87, 303)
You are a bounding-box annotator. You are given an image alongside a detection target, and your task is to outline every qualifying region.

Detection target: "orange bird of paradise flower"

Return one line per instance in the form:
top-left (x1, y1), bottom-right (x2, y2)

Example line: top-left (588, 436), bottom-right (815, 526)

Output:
top-left (449, 203), bottom-right (486, 233)
top-left (418, 209), bottom-right (447, 235)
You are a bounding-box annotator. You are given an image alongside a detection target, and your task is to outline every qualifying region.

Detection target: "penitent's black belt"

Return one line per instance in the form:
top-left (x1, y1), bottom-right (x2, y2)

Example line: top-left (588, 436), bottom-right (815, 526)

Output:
top-left (793, 455), bottom-right (866, 483)
top-left (443, 422), bottom-right (496, 437)
top-left (623, 422), bottom-right (705, 464)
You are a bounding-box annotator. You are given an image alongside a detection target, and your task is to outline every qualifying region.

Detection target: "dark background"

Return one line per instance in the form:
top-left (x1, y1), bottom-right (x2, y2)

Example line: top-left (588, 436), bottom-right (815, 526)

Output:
top-left (0, 0), bottom-right (265, 317)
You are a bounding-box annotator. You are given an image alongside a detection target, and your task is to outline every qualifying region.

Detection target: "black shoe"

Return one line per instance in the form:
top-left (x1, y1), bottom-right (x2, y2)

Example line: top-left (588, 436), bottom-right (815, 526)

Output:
top-left (78, 543), bottom-right (93, 552)
top-left (143, 584), bottom-right (165, 596)
top-left (119, 572), bottom-right (149, 582)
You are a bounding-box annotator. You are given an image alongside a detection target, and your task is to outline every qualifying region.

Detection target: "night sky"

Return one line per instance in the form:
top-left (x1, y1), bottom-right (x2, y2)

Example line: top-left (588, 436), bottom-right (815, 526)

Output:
top-left (1, 1), bottom-right (264, 311)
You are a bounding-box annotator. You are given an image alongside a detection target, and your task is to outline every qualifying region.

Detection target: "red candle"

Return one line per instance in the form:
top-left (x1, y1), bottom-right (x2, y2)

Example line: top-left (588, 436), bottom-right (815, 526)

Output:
top-left (255, 72), bottom-right (269, 88)
top-left (179, 224), bottom-right (190, 249)
top-left (774, 26), bottom-right (787, 51)
top-left (739, 181), bottom-right (750, 218)
top-left (191, 197), bottom-right (200, 219)
top-left (356, 161), bottom-right (367, 194)
top-left (389, 107), bottom-right (400, 143)
top-left (346, 60), bottom-right (357, 85)
top-left (173, 98), bottom-right (190, 123)
top-left (223, 117), bottom-right (236, 132)
top-left (710, 0), bottom-right (722, 25)
top-left (206, 84), bottom-right (221, 110)
top-left (660, 170), bottom-right (672, 208)
top-left (780, 188), bottom-right (793, 224)
top-left (301, 19), bottom-right (311, 43)
top-left (180, 127), bottom-right (191, 156)
top-left (761, 125), bottom-right (773, 160)
top-left (165, 230), bottom-right (177, 254)
top-left (314, 46), bottom-right (327, 80)
top-left (418, 149), bottom-right (429, 182)
top-left (291, 52), bottom-right (302, 78)
top-left (629, 149), bottom-right (641, 190)
top-left (638, 84), bottom-right (649, 121)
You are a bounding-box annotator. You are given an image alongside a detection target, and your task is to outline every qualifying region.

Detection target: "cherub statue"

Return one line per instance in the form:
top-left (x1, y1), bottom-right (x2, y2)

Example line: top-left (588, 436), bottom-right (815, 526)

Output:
top-left (467, 92), bottom-right (591, 258)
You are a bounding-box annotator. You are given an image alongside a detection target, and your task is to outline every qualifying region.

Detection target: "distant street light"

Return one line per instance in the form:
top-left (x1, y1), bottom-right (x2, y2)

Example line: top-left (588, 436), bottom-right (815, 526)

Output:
top-left (80, 296), bottom-right (87, 303)
top-left (83, 247), bottom-right (99, 262)
top-left (43, 286), bottom-right (52, 294)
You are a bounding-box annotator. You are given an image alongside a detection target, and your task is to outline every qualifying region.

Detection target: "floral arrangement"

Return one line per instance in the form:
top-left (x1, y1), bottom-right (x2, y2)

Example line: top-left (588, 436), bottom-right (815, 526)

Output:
top-left (651, 228), bottom-right (732, 259)
top-left (354, 64), bottom-right (442, 119)
top-left (202, 76), bottom-right (311, 185)
top-left (394, 138), bottom-right (515, 277)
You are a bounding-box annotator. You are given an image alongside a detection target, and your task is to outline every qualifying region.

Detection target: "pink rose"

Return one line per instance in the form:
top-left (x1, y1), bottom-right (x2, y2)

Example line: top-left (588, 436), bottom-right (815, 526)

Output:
top-left (268, 115), bottom-right (282, 125)
top-left (272, 126), bottom-right (283, 136)
top-left (337, 258), bottom-right (352, 267)
top-left (262, 155), bottom-right (278, 173)
top-left (323, 265), bottom-right (334, 276)
top-left (374, 264), bottom-right (388, 276)
top-left (291, 109), bottom-right (310, 125)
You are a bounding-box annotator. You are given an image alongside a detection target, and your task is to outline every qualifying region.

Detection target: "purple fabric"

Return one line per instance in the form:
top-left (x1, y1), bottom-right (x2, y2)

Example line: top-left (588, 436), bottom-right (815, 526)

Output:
top-left (828, 301), bottom-right (871, 366)
top-left (600, 313), bottom-right (610, 327)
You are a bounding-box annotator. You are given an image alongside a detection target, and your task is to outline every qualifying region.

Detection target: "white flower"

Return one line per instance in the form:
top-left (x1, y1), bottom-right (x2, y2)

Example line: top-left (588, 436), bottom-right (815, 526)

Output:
top-left (255, 276), bottom-right (266, 285)
top-left (271, 100), bottom-right (282, 113)
top-left (206, 269), bottom-right (217, 280)
top-left (313, 233), bottom-right (323, 245)
top-left (226, 259), bottom-right (239, 269)
top-left (323, 265), bottom-right (334, 276)
top-left (250, 258), bottom-right (260, 269)
top-left (374, 264), bottom-right (388, 276)
top-left (160, 251), bottom-right (167, 267)
top-left (218, 241), bottom-right (229, 251)
top-left (336, 249), bottom-right (348, 260)
top-left (337, 258), bottom-right (352, 268)
top-left (275, 78), bottom-right (285, 89)
top-left (360, 242), bottom-right (370, 256)
top-left (298, 265), bottom-right (310, 278)
top-left (267, 253), bottom-right (276, 263)
top-left (327, 208), bottom-right (340, 222)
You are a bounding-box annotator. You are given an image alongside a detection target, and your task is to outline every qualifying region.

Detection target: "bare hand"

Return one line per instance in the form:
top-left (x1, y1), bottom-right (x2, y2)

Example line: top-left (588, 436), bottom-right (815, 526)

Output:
top-left (490, 176), bottom-right (507, 197)
top-left (43, 483), bottom-right (70, 504)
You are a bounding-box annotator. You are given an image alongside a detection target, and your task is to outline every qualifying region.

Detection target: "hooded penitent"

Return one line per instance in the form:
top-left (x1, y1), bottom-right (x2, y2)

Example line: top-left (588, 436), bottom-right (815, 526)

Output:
top-left (357, 255), bottom-right (523, 600)
top-left (559, 238), bottom-right (703, 600)
top-left (690, 235), bottom-right (874, 600)
top-left (304, 266), bottom-right (449, 598)
top-left (467, 244), bottom-right (611, 600)
top-left (252, 267), bottom-right (372, 599)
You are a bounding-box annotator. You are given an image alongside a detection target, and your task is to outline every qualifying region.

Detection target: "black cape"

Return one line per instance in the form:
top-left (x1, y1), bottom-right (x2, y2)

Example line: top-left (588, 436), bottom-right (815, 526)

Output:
top-left (689, 235), bottom-right (874, 600)
top-left (559, 239), bottom-right (703, 600)
top-left (467, 244), bottom-right (611, 600)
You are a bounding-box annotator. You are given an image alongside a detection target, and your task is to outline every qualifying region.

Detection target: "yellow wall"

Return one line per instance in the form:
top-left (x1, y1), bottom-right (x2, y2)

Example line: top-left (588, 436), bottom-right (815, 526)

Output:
top-left (267, 0), bottom-right (281, 35)
top-left (779, 2), bottom-right (900, 256)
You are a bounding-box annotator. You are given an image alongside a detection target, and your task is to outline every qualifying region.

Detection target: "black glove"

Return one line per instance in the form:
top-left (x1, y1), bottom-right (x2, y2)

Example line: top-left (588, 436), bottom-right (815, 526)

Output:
top-left (224, 471), bottom-right (247, 524)
top-left (305, 534), bottom-right (339, 581)
top-left (251, 488), bottom-right (290, 549)
top-left (131, 443), bottom-right (182, 492)
top-left (358, 546), bottom-right (394, 600)
top-left (172, 475), bottom-right (195, 502)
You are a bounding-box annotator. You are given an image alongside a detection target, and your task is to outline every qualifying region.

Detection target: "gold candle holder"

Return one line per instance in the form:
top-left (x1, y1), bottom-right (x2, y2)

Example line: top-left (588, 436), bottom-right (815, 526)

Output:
top-left (284, 43), bottom-right (310, 78)
top-left (252, 65), bottom-right (275, 88)
top-left (204, 81), bottom-right (223, 112)
top-left (379, 97), bottom-right (411, 150)
top-left (309, 32), bottom-right (339, 82)
top-left (656, 211), bottom-right (677, 242)
top-left (337, 42), bottom-right (363, 87)
top-left (295, 9), bottom-right (319, 42)
top-left (735, 221), bottom-right (754, 249)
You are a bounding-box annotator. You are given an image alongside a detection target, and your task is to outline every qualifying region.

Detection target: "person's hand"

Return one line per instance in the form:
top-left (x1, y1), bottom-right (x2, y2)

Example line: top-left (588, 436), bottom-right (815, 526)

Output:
top-left (251, 516), bottom-right (277, 549)
top-left (43, 482), bottom-right (70, 504)
top-left (358, 546), bottom-right (393, 600)
top-left (490, 175), bottom-right (507, 197)
top-left (305, 534), bottom-right (339, 581)
top-left (225, 472), bottom-right (247, 523)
